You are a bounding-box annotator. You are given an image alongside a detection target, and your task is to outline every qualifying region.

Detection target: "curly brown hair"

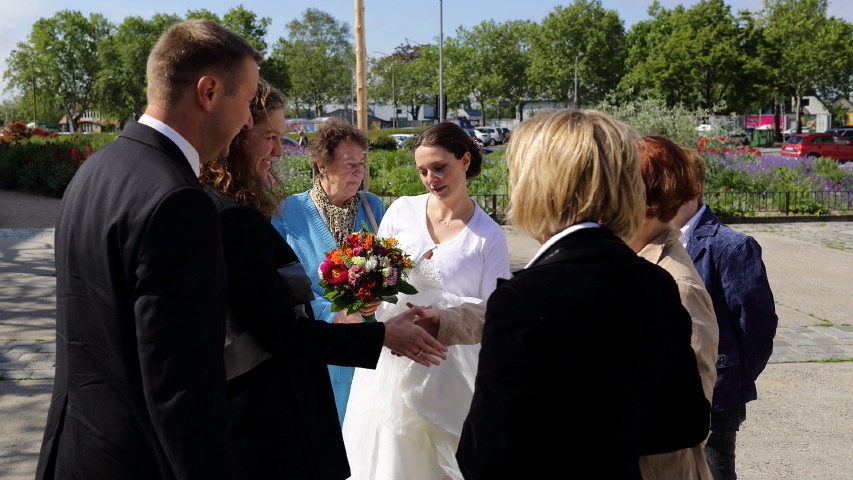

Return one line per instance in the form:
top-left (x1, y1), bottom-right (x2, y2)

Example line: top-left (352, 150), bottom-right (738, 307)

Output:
top-left (307, 117), bottom-right (369, 177)
top-left (199, 79), bottom-right (286, 218)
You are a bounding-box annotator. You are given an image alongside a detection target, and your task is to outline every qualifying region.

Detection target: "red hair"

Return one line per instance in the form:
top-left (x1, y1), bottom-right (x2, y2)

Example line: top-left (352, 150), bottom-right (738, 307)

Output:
top-left (637, 136), bottom-right (697, 222)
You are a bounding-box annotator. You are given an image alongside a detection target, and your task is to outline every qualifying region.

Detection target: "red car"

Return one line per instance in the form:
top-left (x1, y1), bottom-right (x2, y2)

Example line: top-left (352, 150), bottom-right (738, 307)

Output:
top-left (695, 136), bottom-right (762, 156)
top-left (281, 136), bottom-right (307, 156)
top-left (781, 133), bottom-right (853, 161)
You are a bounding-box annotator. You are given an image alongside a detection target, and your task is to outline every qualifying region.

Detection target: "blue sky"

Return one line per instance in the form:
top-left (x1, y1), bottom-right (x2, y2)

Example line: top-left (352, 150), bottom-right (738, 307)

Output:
top-left (2, 0), bottom-right (852, 100)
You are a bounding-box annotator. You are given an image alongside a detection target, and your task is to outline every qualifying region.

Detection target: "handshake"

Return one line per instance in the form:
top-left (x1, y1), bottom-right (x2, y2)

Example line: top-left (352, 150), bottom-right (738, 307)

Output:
top-left (384, 301), bottom-right (487, 364)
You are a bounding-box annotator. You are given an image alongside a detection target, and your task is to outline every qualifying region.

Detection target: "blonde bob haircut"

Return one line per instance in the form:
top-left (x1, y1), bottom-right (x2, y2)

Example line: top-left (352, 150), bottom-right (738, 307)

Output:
top-left (506, 109), bottom-right (645, 242)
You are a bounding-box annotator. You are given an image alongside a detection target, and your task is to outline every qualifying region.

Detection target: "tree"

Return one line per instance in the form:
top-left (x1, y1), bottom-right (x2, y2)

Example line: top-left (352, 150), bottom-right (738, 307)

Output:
top-left (763, 0), bottom-right (853, 132)
top-left (529, 0), bottom-right (626, 106)
top-left (95, 13), bottom-right (180, 126)
top-left (368, 43), bottom-right (436, 124)
top-left (619, 0), bottom-right (771, 113)
top-left (275, 9), bottom-right (354, 117)
top-left (4, 11), bottom-right (112, 130)
top-left (221, 5), bottom-right (272, 53)
top-left (444, 20), bottom-right (535, 125)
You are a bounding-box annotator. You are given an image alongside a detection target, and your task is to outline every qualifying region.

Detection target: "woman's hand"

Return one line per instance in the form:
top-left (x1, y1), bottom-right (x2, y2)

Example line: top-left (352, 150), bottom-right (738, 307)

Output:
top-left (332, 310), bottom-right (364, 324)
top-left (358, 300), bottom-right (382, 315)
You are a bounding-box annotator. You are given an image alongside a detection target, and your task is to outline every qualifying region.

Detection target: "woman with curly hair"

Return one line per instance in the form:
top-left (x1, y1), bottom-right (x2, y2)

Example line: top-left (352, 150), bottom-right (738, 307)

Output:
top-left (200, 80), bottom-right (445, 479)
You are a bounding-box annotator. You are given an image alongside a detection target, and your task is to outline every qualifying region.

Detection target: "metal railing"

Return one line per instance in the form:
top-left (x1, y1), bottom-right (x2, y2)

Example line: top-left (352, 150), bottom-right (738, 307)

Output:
top-left (377, 194), bottom-right (511, 223)
top-left (705, 190), bottom-right (853, 216)
top-left (376, 191), bottom-right (853, 223)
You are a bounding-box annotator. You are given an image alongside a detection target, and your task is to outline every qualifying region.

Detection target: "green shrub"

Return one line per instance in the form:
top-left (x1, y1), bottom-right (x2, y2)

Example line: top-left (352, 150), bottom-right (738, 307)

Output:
top-left (370, 136), bottom-right (398, 151)
top-left (274, 154), bottom-right (313, 196)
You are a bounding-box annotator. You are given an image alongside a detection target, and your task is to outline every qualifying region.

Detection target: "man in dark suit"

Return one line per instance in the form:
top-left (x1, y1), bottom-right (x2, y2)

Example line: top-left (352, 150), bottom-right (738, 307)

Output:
top-left (672, 155), bottom-right (777, 480)
top-left (36, 20), bottom-right (262, 479)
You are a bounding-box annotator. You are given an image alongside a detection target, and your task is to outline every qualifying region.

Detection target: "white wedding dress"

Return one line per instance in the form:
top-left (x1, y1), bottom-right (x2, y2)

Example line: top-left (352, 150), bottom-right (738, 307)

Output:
top-left (342, 194), bottom-right (510, 480)
top-left (342, 258), bottom-right (483, 480)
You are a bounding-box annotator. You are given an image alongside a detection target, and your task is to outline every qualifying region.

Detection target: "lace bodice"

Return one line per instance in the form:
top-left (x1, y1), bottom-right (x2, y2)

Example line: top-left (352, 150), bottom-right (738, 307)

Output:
top-left (405, 257), bottom-right (442, 292)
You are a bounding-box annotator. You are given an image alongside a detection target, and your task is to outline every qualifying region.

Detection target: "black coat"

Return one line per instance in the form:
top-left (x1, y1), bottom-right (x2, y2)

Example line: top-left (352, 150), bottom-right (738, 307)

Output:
top-left (457, 227), bottom-right (710, 479)
top-left (205, 189), bottom-right (385, 480)
top-left (37, 122), bottom-right (232, 479)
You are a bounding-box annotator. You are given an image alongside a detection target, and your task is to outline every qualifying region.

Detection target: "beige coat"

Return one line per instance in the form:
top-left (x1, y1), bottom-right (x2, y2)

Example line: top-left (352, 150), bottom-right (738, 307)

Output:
top-left (436, 302), bottom-right (487, 346)
top-left (638, 228), bottom-right (719, 480)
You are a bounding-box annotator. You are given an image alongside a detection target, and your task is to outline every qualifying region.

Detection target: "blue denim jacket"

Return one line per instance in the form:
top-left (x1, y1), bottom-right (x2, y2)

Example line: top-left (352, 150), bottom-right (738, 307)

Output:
top-left (685, 206), bottom-right (777, 411)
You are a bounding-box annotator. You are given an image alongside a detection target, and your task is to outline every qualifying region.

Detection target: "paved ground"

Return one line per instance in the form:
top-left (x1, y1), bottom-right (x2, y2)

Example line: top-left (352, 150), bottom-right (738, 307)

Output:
top-left (1, 189), bottom-right (851, 478)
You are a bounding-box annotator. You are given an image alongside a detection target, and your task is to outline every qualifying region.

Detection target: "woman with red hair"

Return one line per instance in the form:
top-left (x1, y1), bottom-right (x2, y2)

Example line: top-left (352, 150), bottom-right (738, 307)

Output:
top-left (629, 135), bottom-right (720, 479)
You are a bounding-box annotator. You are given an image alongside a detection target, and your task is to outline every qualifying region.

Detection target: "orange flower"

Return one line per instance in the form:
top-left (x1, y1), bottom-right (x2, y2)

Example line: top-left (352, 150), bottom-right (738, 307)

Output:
top-left (346, 233), bottom-right (363, 247)
top-left (328, 249), bottom-right (344, 264)
top-left (361, 233), bottom-right (375, 249)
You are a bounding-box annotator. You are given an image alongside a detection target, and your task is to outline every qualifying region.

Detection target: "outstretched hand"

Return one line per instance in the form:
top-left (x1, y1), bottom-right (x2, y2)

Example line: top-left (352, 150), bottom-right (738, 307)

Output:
top-left (383, 306), bottom-right (448, 367)
top-left (408, 303), bottom-right (439, 339)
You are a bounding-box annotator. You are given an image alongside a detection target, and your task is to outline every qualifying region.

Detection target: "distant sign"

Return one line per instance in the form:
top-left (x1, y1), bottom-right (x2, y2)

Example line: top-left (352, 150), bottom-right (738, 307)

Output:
top-left (744, 115), bottom-right (784, 129)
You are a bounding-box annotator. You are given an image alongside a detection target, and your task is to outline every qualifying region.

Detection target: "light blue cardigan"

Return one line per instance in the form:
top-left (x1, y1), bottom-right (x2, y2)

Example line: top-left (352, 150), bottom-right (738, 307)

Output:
top-left (271, 190), bottom-right (385, 425)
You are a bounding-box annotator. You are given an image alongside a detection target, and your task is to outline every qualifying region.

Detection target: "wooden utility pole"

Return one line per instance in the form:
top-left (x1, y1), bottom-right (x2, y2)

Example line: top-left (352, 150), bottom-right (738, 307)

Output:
top-left (354, 0), bottom-right (369, 190)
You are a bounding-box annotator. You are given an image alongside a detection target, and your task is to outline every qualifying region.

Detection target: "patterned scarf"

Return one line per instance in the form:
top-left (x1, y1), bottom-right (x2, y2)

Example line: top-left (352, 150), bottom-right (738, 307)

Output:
top-left (309, 178), bottom-right (358, 243)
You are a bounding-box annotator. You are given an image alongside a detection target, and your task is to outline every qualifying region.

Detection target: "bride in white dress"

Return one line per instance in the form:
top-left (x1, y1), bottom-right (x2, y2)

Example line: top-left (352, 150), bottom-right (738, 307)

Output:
top-left (342, 123), bottom-right (510, 479)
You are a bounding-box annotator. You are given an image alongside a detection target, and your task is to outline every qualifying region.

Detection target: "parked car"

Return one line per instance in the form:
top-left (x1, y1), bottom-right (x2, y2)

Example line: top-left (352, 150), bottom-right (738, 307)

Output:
top-left (468, 128), bottom-right (492, 145)
top-left (695, 136), bottom-right (762, 156)
top-left (829, 127), bottom-right (853, 139)
top-left (389, 133), bottom-right (417, 148)
top-left (780, 133), bottom-right (853, 161)
top-left (782, 126), bottom-right (810, 140)
top-left (476, 127), bottom-right (505, 145)
top-left (500, 127), bottom-right (512, 141)
top-left (281, 136), bottom-right (306, 156)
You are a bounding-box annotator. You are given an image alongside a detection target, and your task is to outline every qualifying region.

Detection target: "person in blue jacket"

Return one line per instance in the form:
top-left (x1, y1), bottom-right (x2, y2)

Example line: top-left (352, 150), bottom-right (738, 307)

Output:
top-left (271, 117), bottom-right (385, 425)
top-left (672, 153), bottom-right (778, 480)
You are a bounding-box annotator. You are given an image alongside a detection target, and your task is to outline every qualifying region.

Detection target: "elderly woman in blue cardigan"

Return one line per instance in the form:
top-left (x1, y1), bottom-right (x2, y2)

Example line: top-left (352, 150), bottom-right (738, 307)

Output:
top-left (272, 117), bottom-right (384, 425)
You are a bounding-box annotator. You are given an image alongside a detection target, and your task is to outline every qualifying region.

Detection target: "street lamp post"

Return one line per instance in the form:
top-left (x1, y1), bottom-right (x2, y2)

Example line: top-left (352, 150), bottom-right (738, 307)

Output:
top-left (373, 51), bottom-right (398, 129)
top-left (438, 0), bottom-right (444, 122)
top-left (10, 48), bottom-right (37, 125)
top-left (573, 51), bottom-right (583, 109)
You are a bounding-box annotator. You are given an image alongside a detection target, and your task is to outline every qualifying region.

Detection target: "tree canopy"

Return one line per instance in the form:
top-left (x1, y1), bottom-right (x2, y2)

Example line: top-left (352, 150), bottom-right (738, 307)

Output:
top-left (2, 2), bottom-right (852, 129)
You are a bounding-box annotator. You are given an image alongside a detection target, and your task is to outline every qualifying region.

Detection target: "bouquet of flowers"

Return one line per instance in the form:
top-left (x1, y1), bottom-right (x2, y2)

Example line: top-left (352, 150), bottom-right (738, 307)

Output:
top-left (317, 227), bottom-right (418, 322)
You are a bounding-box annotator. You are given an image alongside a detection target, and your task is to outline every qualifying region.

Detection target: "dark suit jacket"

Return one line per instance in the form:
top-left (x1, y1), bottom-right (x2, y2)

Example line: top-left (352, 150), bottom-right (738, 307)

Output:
top-left (686, 206), bottom-right (777, 411)
top-left (205, 189), bottom-right (385, 480)
top-left (37, 122), bottom-right (232, 479)
top-left (457, 227), bottom-right (709, 479)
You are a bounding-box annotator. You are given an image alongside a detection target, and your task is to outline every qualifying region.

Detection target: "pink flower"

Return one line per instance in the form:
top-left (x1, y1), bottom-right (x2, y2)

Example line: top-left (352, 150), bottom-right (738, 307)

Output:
top-left (348, 265), bottom-right (366, 286)
top-left (319, 260), bottom-right (349, 285)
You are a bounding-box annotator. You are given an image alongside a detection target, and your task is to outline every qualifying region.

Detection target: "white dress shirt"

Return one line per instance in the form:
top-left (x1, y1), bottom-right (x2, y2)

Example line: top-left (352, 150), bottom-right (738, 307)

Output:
top-left (526, 222), bottom-right (601, 268)
top-left (678, 203), bottom-right (707, 248)
top-left (138, 114), bottom-right (201, 177)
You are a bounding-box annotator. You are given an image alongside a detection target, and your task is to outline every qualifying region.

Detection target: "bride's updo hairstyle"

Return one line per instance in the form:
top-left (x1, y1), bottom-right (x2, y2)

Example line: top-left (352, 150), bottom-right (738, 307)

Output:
top-left (506, 109), bottom-right (645, 242)
top-left (411, 122), bottom-right (483, 179)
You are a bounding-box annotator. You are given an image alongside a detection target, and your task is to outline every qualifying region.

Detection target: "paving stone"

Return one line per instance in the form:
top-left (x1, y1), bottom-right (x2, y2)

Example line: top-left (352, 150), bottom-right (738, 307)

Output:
top-left (26, 361), bottom-right (55, 370)
top-left (18, 353), bottom-right (52, 362)
top-left (30, 369), bottom-right (55, 379)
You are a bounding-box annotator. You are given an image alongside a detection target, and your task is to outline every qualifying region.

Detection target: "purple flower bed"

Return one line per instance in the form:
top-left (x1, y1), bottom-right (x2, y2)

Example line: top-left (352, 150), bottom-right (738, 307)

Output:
top-left (700, 152), bottom-right (853, 215)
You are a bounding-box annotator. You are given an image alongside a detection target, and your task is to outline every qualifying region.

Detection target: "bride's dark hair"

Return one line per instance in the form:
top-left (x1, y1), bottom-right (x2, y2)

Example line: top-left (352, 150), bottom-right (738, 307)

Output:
top-left (412, 123), bottom-right (483, 179)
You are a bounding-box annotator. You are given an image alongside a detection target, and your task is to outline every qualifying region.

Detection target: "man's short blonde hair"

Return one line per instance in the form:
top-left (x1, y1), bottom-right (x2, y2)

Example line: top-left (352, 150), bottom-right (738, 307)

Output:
top-left (506, 109), bottom-right (645, 242)
top-left (146, 19), bottom-right (263, 107)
